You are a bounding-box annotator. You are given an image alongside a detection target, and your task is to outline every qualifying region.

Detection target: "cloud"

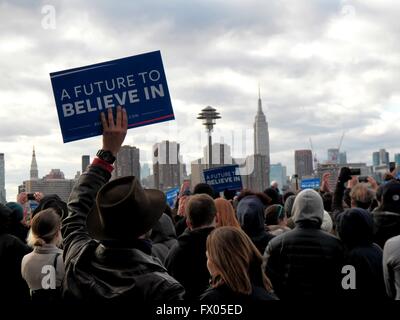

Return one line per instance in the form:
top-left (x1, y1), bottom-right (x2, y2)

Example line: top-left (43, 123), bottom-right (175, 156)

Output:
top-left (1, 0), bottom-right (400, 199)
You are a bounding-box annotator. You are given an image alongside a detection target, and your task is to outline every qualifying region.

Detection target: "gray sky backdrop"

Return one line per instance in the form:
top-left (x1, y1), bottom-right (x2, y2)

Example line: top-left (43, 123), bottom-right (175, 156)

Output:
top-left (1, 0), bottom-right (400, 200)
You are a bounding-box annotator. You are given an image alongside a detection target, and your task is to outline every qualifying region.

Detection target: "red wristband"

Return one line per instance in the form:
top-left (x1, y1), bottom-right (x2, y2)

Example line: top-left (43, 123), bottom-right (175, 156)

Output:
top-left (92, 158), bottom-right (114, 173)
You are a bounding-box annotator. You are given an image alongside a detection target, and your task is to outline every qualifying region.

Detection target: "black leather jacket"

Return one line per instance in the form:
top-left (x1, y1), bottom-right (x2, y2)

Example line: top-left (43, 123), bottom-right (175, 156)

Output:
top-left (61, 165), bottom-right (185, 302)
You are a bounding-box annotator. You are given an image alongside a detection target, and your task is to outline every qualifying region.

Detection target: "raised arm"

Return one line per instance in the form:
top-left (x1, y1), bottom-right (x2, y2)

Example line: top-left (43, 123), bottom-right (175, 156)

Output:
top-left (62, 107), bottom-right (127, 260)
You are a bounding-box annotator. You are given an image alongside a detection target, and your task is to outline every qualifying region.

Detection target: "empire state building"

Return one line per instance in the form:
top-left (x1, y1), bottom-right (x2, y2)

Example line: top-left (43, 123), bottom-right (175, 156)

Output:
top-left (253, 89), bottom-right (270, 187)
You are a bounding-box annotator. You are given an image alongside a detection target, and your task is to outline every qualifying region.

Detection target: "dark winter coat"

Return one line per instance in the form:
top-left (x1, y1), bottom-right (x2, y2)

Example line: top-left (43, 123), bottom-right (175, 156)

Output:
top-left (200, 283), bottom-right (278, 303)
top-left (61, 165), bottom-right (185, 302)
top-left (264, 189), bottom-right (345, 300)
top-left (151, 213), bottom-right (178, 264)
top-left (236, 195), bottom-right (274, 254)
top-left (336, 208), bottom-right (387, 299)
top-left (165, 226), bottom-right (214, 300)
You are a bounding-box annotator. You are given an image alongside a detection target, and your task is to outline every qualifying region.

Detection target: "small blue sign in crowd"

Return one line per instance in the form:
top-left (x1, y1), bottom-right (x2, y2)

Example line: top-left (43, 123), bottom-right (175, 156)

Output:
top-left (203, 165), bottom-right (243, 193)
top-left (300, 178), bottom-right (321, 190)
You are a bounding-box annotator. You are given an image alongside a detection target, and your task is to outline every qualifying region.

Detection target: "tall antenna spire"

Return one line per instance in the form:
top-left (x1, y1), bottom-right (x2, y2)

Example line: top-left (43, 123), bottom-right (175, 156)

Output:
top-left (30, 146), bottom-right (38, 179)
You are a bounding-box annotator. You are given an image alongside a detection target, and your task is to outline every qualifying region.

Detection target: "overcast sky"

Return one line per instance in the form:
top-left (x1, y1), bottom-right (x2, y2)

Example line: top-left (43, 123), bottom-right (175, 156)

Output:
top-left (1, 0), bottom-right (400, 200)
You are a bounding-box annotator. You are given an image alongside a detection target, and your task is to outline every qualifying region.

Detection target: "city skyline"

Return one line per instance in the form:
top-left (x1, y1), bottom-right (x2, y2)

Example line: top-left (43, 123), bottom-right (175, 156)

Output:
top-left (1, 1), bottom-right (400, 200)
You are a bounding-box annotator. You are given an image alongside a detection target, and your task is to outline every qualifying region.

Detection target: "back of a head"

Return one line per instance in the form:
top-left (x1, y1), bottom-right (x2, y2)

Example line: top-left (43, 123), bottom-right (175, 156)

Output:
top-left (193, 183), bottom-right (215, 198)
top-left (284, 195), bottom-right (296, 218)
top-left (186, 194), bottom-right (216, 229)
top-left (350, 183), bottom-right (374, 210)
top-left (292, 189), bottom-right (324, 226)
top-left (265, 204), bottom-right (285, 226)
top-left (381, 180), bottom-right (400, 214)
top-left (223, 189), bottom-right (236, 201)
top-left (214, 198), bottom-right (240, 228)
top-left (283, 191), bottom-right (295, 203)
top-left (5, 202), bottom-right (24, 222)
top-left (263, 187), bottom-right (280, 205)
top-left (32, 194), bottom-right (68, 220)
top-left (236, 195), bottom-right (265, 236)
top-left (206, 226), bottom-right (272, 294)
top-left (336, 208), bottom-right (373, 248)
top-left (0, 204), bottom-right (12, 233)
top-left (150, 213), bottom-right (177, 243)
top-left (28, 208), bottom-right (61, 247)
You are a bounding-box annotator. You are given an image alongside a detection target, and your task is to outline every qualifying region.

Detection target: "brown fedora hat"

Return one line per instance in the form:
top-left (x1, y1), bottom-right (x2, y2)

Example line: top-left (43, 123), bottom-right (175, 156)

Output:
top-left (87, 176), bottom-right (166, 240)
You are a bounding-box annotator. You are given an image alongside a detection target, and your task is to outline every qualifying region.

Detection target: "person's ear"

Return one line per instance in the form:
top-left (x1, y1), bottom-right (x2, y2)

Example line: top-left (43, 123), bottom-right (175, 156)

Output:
top-left (215, 212), bottom-right (220, 225)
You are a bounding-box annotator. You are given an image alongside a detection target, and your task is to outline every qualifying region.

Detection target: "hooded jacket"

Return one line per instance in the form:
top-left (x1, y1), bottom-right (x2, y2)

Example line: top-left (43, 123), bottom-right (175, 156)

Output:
top-left (383, 235), bottom-right (400, 299)
top-left (61, 165), bottom-right (184, 302)
top-left (336, 208), bottom-right (387, 299)
top-left (236, 195), bottom-right (274, 254)
top-left (150, 213), bottom-right (178, 264)
top-left (372, 209), bottom-right (400, 249)
top-left (165, 226), bottom-right (214, 300)
top-left (265, 189), bottom-right (344, 300)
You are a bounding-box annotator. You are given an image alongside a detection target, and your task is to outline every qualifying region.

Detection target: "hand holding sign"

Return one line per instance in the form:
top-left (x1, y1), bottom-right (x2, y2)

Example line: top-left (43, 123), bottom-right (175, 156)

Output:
top-left (101, 106), bottom-right (128, 156)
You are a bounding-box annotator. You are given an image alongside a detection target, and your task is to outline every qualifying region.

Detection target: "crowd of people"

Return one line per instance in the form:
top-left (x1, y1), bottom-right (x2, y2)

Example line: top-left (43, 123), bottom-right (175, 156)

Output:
top-left (1, 106), bottom-right (400, 304)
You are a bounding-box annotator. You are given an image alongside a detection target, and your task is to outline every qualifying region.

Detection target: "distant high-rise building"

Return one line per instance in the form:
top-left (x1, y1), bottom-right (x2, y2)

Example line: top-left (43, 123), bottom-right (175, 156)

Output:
top-left (380, 149), bottom-right (389, 165)
top-left (81, 155), bottom-right (90, 173)
top-left (191, 158), bottom-right (207, 190)
top-left (395, 153), bottom-right (400, 166)
top-left (22, 168), bottom-right (75, 202)
top-left (372, 152), bottom-right (380, 166)
top-left (373, 149), bottom-right (389, 166)
top-left (270, 163), bottom-right (287, 189)
top-left (0, 153), bottom-right (6, 204)
top-left (241, 154), bottom-right (269, 192)
top-left (253, 88), bottom-right (270, 186)
top-left (338, 152), bottom-right (347, 164)
top-left (203, 143), bottom-right (233, 167)
top-left (113, 145), bottom-right (140, 179)
top-left (30, 147), bottom-right (38, 179)
top-left (327, 148), bottom-right (339, 164)
top-left (141, 163), bottom-right (151, 180)
top-left (153, 141), bottom-right (185, 191)
top-left (295, 150), bottom-right (313, 179)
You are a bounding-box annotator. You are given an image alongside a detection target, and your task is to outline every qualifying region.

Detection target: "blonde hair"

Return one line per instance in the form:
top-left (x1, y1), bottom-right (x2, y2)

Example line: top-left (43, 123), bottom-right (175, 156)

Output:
top-left (27, 208), bottom-right (62, 247)
top-left (214, 198), bottom-right (240, 228)
top-left (206, 226), bottom-right (273, 295)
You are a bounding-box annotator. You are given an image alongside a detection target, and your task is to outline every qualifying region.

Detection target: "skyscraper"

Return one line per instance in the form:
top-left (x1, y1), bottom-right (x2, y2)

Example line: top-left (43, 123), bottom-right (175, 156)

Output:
top-left (395, 153), bottom-right (400, 166)
top-left (270, 163), bottom-right (287, 189)
top-left (0, 153), bottom-right (6, 204)
top-left (141, 163), bottom-right (151, 180)
top-left (113, 146), bottom-right (140, 179)
top-left (372, 149), bottom-right (389, 166)
top-left (81, 155), bottom-right (90, 173)
top-left (153, 141), bottom-right (185, 191)
top-left (379, 148), bottom-right (389, 165)
top-left (203, 143), bottom-right (233, 167)
top-left (327, 148), bottom-right (339, 164)
top-left (372, 152), bottom-right (380, 166)
top-left (295, 150), bottom-right (313, 179)
top-left (338, 152), bottom-right (347, 164)
top-left (30, 147), bottom-right (38, 179)
top-left (241, 154), bottom-right (269, 192)
top-left (253, 88), bottom-right (270, 186)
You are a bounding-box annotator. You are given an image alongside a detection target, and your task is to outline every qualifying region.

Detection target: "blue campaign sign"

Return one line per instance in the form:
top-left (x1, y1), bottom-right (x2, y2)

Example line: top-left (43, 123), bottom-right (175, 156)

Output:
top-left (165, 187), bottom-right (180, 208)
top-left (50, 51), bottom-right (175, 143)
top-left (300, 178), bottom-right (321, 190)
top-left (203, 165), bottom-right (243, 193)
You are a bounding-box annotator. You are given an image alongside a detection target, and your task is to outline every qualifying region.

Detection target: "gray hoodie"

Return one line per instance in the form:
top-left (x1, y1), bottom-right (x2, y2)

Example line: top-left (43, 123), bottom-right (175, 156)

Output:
top-left (292, 189), bottom-right (323, 227)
